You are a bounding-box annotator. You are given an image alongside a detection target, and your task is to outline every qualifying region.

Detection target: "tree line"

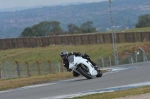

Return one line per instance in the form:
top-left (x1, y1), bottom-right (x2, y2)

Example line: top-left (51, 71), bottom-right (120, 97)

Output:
top-left (21, 14), bottom-right (150, 37)
top-left (135, 14), bottom-right (150, 28)
top-left (21, 21), bottom-right (96, 37)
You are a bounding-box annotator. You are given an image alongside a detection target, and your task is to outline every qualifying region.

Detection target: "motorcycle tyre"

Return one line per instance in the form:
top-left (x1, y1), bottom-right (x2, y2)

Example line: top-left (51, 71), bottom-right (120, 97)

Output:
top-left (96, 70), bottom-right (102, 77)
top-left (77, 66), bottom-right (92, 79)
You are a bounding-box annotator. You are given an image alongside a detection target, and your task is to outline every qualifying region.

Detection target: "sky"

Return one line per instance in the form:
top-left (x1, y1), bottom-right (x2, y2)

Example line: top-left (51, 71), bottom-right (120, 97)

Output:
top-left (0, 0), bottom-right (107, 9)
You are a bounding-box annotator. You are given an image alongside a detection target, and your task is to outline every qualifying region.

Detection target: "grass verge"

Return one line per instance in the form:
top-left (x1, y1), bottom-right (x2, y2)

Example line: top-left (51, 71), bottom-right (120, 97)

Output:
top-left (0, 72), bottom-right (73, 90)
top-left (73, 86), bottom-right (150, 99)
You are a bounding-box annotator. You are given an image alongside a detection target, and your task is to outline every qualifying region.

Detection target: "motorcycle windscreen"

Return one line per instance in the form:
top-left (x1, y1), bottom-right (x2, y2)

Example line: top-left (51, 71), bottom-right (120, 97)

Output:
top-left (68, 55), bottom-right (74, 63)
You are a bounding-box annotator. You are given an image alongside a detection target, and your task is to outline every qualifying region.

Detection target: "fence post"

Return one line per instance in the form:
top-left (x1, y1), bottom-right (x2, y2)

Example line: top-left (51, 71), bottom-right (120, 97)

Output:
top-left (36, 61), bottom-right (41, 75)
top-left (124, 51), bottom-right (131, 63)
top-left (48, 60), bottom-right (52, 73)
top-left (109, 57), bottom-right (112, 66)
top-left (15, 61), bottom-right (20, 77)
top-left (99, 56), bottom-right (105, 67)
top-left (139, 47), bottom-right (148, 61)
top-left (60, 60), bottom-right (64, 72)
top-left (0, 69), bottom-right (1, 79)
top-left (25, 62), bottom-right (31, 77)
top-left (134, 51), bottom-right (139, 63)
top-left (58, 63), bottom-right (60, 73)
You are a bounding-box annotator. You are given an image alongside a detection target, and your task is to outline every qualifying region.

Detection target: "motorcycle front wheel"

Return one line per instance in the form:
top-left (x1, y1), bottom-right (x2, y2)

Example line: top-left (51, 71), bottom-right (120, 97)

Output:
top-left (77, 65), bottom-right (92, 79)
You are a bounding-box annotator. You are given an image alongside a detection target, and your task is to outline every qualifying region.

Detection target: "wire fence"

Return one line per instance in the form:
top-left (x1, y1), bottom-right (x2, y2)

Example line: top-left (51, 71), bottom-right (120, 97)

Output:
top-left (0, 48), bottom-right (150, 79)
top-left (96, 50), bottom-right (150, 67)
top-left (0, 60), bottom-right (66, 79)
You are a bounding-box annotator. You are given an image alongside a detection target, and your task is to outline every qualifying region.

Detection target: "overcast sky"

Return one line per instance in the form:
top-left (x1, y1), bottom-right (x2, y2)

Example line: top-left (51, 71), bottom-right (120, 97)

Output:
top-left (0, 0), bottom-right (107, 9)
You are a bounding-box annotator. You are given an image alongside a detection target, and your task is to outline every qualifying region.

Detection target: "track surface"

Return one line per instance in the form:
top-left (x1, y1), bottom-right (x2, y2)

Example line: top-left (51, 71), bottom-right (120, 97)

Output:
top-left (0, 62), bottom-right (150, 99)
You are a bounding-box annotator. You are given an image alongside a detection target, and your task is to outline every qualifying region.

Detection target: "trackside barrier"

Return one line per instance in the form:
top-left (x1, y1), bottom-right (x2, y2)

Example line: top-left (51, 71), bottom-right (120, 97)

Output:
top-left (0, 32), bottom-right (150, 50)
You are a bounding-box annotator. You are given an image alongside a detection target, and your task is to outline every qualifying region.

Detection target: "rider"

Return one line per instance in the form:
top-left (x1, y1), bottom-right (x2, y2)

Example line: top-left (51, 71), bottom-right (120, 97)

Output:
top-left (60, 50), bottom-right (98, 77)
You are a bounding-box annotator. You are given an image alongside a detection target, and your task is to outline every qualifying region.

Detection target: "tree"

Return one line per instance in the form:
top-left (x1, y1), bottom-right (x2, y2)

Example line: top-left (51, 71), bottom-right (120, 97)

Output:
top-left (20, 21), bottom-right (62, 37)
top-left (80, 21), bottom-right (96, 33)
top-left (21, 27), bottom-right (33, 37)
top-left (50, 21), bottom-right (62, 34)
top-left (135, 14), bottom-right (150, 28)
top-left (67, 23), bottom-right (79, 34)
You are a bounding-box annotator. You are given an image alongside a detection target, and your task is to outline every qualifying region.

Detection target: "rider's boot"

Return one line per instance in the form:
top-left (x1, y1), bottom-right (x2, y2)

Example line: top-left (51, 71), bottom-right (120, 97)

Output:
top-left (94, 65), bottom-right (99, 70)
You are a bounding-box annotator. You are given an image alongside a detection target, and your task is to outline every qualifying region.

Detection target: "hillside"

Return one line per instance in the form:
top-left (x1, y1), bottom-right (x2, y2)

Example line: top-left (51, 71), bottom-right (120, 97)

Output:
top-left (0, 0), bottom-right (150, 38)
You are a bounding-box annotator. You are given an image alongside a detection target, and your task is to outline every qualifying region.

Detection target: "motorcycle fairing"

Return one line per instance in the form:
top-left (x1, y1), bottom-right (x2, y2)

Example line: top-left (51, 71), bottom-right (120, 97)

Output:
top-left (68, 55), bottom-right (98, 76)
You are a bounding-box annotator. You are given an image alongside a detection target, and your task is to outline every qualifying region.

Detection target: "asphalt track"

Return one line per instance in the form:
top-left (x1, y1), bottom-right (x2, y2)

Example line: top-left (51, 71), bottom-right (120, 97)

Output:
top-left (0, 61), bottom-right (150, 99)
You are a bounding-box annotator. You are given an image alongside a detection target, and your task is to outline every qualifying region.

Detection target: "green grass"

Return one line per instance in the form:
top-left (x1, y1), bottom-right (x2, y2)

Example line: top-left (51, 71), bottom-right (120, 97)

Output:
top-left (73, 86), bottom-right (150, 99)
top-left (0, 72), bottom-right (73, 90)
top-left (0, 44), bottom-right (111, 64)
top-left (0, 42), bottom-right (147, 64)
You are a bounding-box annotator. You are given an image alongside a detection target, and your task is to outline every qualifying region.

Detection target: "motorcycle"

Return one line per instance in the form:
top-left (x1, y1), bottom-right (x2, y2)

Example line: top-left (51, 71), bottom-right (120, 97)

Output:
top-left (68, 55), bottom-right (102, 79)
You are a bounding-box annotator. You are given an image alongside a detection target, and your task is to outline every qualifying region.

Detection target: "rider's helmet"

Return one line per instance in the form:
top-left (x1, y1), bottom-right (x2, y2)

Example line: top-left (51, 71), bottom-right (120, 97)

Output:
top-left (60, 50), bottom-right (68, 60)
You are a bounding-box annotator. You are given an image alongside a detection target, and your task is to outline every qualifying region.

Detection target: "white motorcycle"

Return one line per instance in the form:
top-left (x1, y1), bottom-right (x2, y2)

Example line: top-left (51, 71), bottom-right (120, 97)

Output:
top-left (68, 55), bottom-right (102, 79)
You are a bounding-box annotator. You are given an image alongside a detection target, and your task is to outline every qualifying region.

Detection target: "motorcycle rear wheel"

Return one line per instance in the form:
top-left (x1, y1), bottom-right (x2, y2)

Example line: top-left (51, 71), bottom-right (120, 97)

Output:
top-left (96, 70), bottom-right (102, 77)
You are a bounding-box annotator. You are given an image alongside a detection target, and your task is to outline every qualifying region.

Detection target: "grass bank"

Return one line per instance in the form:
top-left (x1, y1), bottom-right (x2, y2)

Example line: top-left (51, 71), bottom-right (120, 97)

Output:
top-left (0, 42), bottom-right (148, 64)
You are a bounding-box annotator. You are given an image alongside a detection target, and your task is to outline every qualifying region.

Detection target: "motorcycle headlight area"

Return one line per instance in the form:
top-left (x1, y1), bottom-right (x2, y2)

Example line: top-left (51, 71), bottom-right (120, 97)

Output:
top-left (68, 55), bottom-right (74, 63)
